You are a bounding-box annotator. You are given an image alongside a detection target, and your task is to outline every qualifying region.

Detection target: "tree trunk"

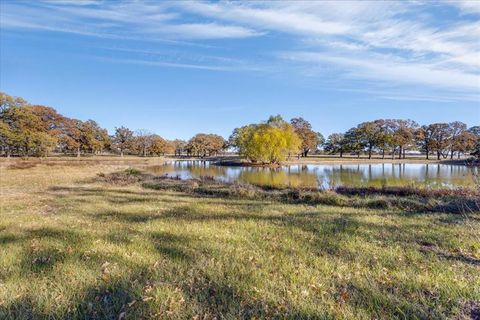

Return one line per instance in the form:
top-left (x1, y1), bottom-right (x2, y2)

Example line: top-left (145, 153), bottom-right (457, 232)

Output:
top-left (120, 150), bottom-right (124, 157)
top-left (450, 149), bottom-right (454, 160)
top-left (77, 147), bottom-right (81, 158)
top-left (398, 146), bottom-right (402, 159)
top-left (340, 151), bottom-right (343, 158)
top-left (391, 148), bottom-right (395, 160)
top-left (437, 151), bottom-right (441, 160)
top-left (368, 146), bottom-right (372, 159)
top-left (458, 152), bottom-right (461, 159)
top-left (382, 149), bottom-right (385, 159)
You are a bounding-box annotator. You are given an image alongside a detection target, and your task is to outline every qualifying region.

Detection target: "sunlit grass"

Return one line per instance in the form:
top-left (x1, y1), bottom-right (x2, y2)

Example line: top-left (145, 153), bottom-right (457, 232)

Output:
top-left (0, 158), bottom-right (479, 319)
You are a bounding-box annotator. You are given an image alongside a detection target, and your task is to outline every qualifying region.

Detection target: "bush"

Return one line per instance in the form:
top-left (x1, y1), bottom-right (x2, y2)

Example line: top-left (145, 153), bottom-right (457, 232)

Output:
top-left (96, 168), bottom-right (147, 186)
top-left (365, 197), bottom-right (391, 209)
top-left (229, 183), bottom-right (261, 199)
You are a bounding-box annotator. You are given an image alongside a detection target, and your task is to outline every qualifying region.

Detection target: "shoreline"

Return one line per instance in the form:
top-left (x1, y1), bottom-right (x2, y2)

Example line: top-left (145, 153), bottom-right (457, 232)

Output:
top-left (1, 155), bottom-right (477, 168)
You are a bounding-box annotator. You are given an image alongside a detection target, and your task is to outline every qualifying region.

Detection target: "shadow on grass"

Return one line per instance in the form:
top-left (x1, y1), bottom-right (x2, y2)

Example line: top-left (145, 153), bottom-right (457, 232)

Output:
top-left (150, 231), bottom-right (193, 261)
top-left (1, 227), bottom-right (332, 319)
top-left (0, 271), bottom-right (330, 320)
top-left (1, 183), bottom-right (469, 318)
top-left (46, 186), bottom-right (473, 259)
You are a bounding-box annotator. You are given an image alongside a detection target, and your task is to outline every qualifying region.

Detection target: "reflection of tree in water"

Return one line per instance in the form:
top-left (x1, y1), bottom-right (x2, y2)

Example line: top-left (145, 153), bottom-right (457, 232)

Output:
top-left (145, 164), bottom-right (176, 175)
top-left (146, 162), bottom-right (477, 189)
top-left (238, 168), bottom-right (318, 189)
top-left (321, 166), bottom-right (366, 188)
top-left (321, 164), bottom-right (477, 189)
top-left (188, 165), bottom-right (227, 178)
top-left (146, 161), bottom-right (227, 179)
top-left (421, 164), bottom-right (476, 188)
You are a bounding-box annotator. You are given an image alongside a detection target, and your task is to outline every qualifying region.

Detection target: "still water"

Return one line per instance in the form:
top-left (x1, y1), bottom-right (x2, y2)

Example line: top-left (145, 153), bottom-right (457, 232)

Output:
top-left (146, 161), bottom-right (478, 189)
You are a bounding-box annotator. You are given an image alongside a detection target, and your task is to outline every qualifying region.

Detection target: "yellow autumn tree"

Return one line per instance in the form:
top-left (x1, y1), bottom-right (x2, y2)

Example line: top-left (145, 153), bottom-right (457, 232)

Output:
top-left (230, 116), bottom-right (301, 164)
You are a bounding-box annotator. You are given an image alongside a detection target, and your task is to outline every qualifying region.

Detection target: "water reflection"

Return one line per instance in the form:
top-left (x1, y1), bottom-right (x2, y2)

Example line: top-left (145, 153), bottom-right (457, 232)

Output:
top-left (145, 161), bottom-right (478, 189)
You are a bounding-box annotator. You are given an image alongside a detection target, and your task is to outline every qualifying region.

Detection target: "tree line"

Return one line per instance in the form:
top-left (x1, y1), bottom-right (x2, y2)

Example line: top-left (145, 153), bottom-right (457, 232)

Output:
top-left (0, 92), bottom-right (225, 158)
top-left (1, 92), bottom-right (478, 163)
top-left (323, 119), bottom-right (479, 160)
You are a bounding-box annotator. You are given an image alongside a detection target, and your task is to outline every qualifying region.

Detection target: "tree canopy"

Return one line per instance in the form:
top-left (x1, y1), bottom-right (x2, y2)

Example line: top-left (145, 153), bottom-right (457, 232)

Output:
top-left (186, 134), bottom-right (226, 157)
top-left (230, 117), bottom-right (301, 164)
top-left (290, 117), bottom-right (323, 157)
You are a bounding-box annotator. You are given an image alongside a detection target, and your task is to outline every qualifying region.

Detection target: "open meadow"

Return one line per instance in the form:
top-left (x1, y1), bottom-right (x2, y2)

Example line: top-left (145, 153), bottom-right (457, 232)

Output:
top-left (3, 1), bottom-right (480, 318)
top-left (0, 157), bottom-right (479, 319)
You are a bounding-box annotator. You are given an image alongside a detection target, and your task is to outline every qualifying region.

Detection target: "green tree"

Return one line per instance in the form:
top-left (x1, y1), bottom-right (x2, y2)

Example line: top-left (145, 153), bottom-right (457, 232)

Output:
top-left (79, 120), bottom-right (110, 154)
top-left (415, 125), bottom-right (435, 160)
top-left (355, 121), bottom-right (387, 159)
top-left (113, 126), bottom-right (134, 157)
top-left (344, 128), bottom-right (363, 158)
top-left (324, 133), bottom-right (347, 157)
top-left (427, 123), bottom-right (452, 160)
top-left (0, 105), bottom-right (56, 156)
top-left (387, 119), bottom-right (419, 159)
top-left (0, 120), bottom-right (15, 157)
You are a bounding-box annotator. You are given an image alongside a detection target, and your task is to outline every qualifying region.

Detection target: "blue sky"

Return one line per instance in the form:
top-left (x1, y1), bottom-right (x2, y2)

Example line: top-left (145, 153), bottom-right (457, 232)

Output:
top-left (1, 0), bottom-right (479, 140)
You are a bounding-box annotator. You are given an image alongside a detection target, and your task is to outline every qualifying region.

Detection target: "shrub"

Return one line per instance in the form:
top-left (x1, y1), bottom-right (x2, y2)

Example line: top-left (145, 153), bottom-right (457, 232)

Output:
top-left (96, 168), bottom-right (147, 186)
top-left (229, 183), bottom-right (261, 199)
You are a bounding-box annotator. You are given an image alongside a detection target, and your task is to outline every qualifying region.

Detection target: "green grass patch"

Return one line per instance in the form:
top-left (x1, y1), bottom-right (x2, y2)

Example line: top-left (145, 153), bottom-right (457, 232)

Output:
top-left (0, 162), bottom-right (479, 319)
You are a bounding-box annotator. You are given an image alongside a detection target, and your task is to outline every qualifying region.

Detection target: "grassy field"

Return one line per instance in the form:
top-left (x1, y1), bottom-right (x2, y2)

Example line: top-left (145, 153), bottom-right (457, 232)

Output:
top-left (0, 158), bottom-right (479, 319)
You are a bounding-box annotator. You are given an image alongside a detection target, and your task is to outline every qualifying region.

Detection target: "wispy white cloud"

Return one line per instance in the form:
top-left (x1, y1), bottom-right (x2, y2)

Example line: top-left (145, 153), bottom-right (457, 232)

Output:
top-left (152, 23), bottom-right (262, 40)
top-left (1, 0), bottom-right (479, 101)
top-left (176, 1), bottom-right (352, 36)
top-left (280, 51), bottom-right (479, 91)
top-left (94, 56), bottom-right (267, 73)
top-left (176, 1), bottom-right (479, 97)
top-left (0, 1), bottom-right (261, 40)
top-left (42, 0), bottom-right (101, 5)
top-left (444, 0), bottom-right (480, 14)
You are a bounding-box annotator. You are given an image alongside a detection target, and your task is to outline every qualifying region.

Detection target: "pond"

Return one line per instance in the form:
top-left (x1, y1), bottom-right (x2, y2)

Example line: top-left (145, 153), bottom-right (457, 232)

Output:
top-left (145, 161), bottom-right (478, 189)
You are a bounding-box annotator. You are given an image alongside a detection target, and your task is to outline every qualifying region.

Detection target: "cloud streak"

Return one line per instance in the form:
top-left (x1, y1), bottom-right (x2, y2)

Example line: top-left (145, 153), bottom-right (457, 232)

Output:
top-left (0, 1), bottom-right (261, 40)
top-left (1, 0), bottom-right (479, 101)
